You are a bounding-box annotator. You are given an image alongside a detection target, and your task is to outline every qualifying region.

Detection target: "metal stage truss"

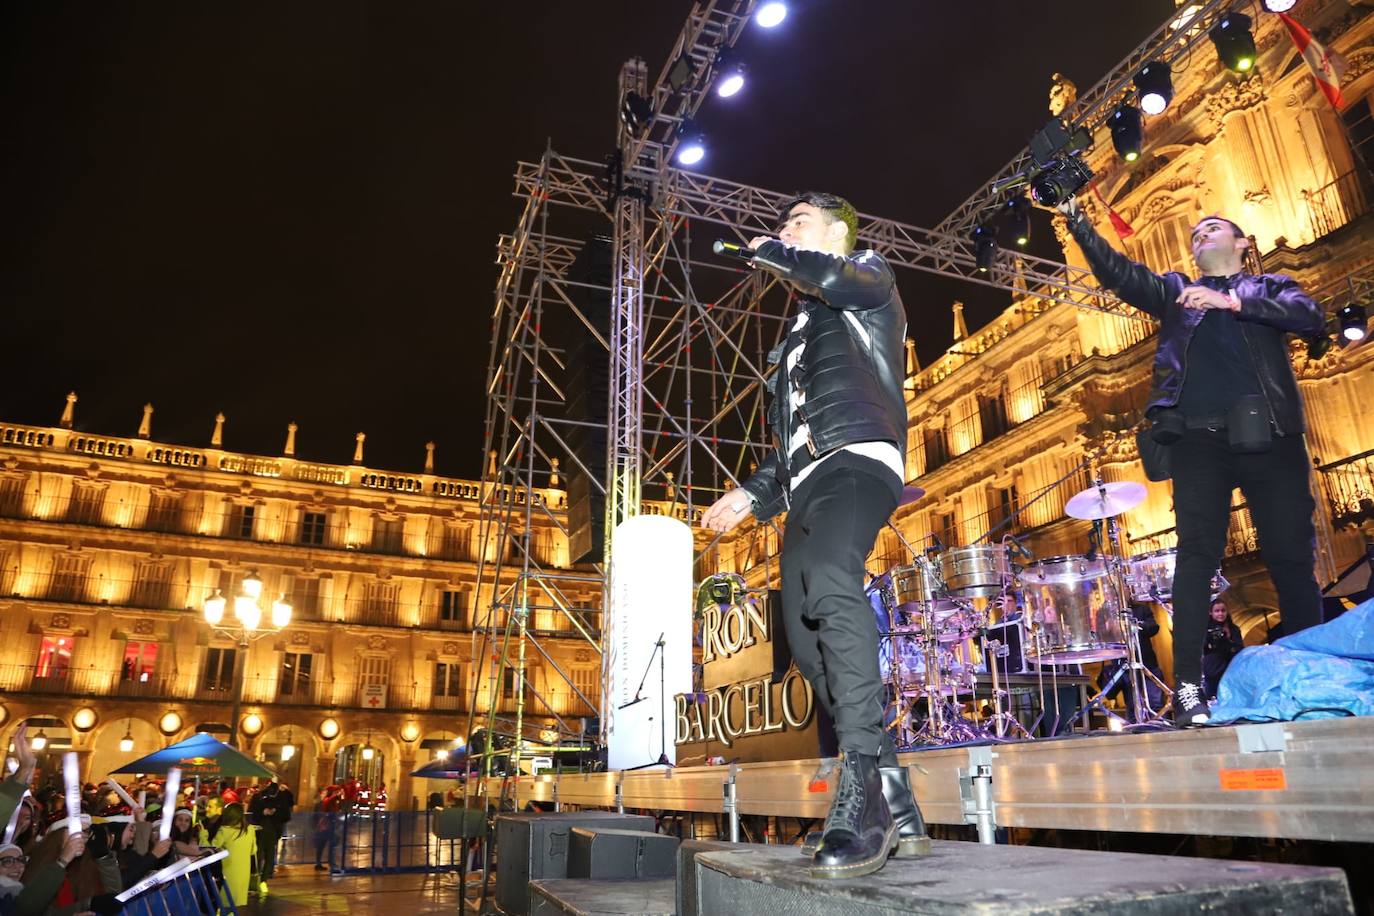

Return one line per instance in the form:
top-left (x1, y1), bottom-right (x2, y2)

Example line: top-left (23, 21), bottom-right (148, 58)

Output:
top-left (932, 0), bottom-right (1240, 242)
top-left (463, 0), bottom-right (1374, 818)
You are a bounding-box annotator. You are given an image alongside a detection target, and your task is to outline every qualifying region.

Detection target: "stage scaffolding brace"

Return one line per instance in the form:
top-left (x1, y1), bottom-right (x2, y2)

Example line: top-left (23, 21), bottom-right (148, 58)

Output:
top-left (465, 0), bottom-right (1374, 838)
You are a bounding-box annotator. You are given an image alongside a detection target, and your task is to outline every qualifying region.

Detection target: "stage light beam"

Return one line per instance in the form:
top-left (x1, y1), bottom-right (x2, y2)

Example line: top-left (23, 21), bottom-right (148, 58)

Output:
top-left (1134, 61), bottom-right (1173, 115)
top-left (1209, 11), bottom-right (1257, 74)
top-left (1109, 104), bottom-right (1144, 162)
top-left (1005, 196), bottom-right (1031, 248)
top-left (756, 2), bottom-right (787, 28)
top-left (1339, 302), bottom-right (1368, 342)
top-left (676, 120), bottom-right (706, 166)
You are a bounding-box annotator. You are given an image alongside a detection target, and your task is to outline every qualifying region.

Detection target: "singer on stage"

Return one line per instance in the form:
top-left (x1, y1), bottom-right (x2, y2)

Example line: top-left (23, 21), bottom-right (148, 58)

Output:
top-left (702, 192), bottom-right (927, 878)
top-left (1061, 199), bottom-right (1325, 726)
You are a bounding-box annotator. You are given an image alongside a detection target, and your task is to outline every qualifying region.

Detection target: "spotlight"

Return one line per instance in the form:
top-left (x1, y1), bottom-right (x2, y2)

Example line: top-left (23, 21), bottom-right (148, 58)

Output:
top-left (675, 120), bottom-right (706, 167)
top-left (1262, 0), bottom-right (1296, 11)
top-left (1134, 61), bottom-right (1173, 115)
top-left (667, 55), bottom-right (696, 93)
top-left (973, 224), bottom-right (998, 274)
top-left (1339, 302), bottom-right (1368, 342)
top-left (1109, 104), bottom-right (1144, 162)
top-left (1209, 11), bottom-right (1257, 74)
top-left (1005, 196), bottom-right (1031, 248)
top-left (756, 2), bottom-right (787, 28)
top-left (619, 91), bottom-right (653, 135)
top-left (716, 69), bottom-right (744, 97)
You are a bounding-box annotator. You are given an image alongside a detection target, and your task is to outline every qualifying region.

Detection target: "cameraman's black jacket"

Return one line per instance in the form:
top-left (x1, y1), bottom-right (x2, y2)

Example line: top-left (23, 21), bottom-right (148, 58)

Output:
top-left (739, 241), bottom-right (908, 522)
top-left (1068, 212), bottom-right (1322, 436)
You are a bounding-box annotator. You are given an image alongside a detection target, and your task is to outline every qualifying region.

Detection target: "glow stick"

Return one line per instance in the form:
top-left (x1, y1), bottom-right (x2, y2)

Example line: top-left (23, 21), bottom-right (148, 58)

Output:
top-left (2, 791), bottom-right (27, 844)
top-left (63, 753), bottom-right (82, 836)
top-left (158, 768), bottom-right (181, 841)
top-left (137, 790), bottom-right (147, 809)
top-left (106, 778), bottom-right (137, 808)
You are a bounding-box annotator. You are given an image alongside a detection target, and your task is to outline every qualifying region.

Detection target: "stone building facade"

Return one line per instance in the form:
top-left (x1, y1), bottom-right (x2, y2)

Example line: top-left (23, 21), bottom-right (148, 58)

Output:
top-left (0, 409), bottom-right (599, 809)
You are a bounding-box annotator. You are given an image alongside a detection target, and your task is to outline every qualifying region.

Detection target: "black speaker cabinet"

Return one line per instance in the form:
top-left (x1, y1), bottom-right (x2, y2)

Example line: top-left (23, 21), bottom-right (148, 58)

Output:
top-left (566, 827), bottom-right (679, 880)
top-left (494, 811), bottom-right (655, 915)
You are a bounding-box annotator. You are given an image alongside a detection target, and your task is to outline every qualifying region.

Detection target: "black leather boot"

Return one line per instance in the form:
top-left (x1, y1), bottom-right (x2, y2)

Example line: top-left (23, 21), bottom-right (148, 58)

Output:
top-left (809, 752), bottom-right (896, 879)
top-left (802, 765), bottom-right (931, 858)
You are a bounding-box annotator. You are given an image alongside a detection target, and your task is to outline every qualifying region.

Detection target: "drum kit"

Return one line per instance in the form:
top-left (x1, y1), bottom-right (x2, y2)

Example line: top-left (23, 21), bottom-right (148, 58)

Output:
top-left (872, 476), bottom-right (1229, 746)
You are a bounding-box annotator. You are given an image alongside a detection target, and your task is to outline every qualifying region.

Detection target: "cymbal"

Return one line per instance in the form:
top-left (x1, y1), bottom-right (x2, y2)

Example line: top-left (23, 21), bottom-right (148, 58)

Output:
top-left (1064, 480), bottom-right (1147, 520)
top-left (899, 485), bottom-right (926, 507)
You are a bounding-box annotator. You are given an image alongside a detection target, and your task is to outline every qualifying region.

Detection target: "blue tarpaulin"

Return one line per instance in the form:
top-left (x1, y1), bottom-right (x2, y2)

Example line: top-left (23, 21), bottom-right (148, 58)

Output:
top-left (1209, 596), bottom-right (1374, 723)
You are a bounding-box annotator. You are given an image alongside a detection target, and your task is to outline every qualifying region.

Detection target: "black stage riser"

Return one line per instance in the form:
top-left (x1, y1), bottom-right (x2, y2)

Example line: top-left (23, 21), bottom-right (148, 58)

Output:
top-left (494, 811), bottom-right (655, 916)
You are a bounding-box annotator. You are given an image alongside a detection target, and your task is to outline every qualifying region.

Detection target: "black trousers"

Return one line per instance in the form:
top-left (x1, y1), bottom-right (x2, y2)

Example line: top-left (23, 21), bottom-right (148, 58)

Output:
top-left (1169, 429), bottom-right (1322, 689)
top-left (780, 464), bottom-right (898, 763)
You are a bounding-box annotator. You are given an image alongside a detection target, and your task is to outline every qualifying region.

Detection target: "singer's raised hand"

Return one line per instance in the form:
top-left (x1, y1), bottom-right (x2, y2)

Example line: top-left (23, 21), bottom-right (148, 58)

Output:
top-left (748, 235), bottom-right (776, 250)
top-left (702, 488), bottom-right (753, 533)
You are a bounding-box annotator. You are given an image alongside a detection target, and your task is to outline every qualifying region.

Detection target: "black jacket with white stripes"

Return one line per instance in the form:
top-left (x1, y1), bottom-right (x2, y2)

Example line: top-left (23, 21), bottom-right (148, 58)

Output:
top-left (739, 242), bottom-right (909, 522)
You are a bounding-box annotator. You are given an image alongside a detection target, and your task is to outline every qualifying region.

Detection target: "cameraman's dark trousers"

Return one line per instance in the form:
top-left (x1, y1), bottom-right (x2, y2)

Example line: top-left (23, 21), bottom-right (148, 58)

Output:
top-left (1170, 426), bottom-right (1323, 690)
top-left (779, 460), bottom-right (900, 765)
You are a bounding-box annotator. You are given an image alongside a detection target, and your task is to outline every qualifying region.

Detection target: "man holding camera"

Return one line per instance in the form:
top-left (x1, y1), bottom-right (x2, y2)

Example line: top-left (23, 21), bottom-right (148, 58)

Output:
top-left (1059, 199), bottom-right (1325, 726)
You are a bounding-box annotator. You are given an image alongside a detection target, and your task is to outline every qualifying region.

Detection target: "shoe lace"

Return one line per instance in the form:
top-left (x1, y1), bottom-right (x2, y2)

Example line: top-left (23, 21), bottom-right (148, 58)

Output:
top-left (823, 757), bottom-right (866, 835)
top-left (1177, 681), bottom-right (1202, 710)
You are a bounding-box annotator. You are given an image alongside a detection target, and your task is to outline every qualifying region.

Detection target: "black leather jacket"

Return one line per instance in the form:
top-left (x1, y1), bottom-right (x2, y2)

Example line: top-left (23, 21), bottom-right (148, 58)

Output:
top-left (739, 241), bottom-right (908, 521)
top-left (1068, 212), bottom-right (1322, 436)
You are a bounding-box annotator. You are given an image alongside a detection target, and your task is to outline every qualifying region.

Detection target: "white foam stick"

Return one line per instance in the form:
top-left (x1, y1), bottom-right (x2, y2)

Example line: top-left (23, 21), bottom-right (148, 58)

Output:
top-left (106, 777), bottom-right (137, 808)
top-left (2, 791), bottom-right (27, 844)
top-left (137, 790), bottom-right (146, 809)
top-left (158, 768), bottom-right (181, 841)
top-left (63, 753), bottom-right (82, 836)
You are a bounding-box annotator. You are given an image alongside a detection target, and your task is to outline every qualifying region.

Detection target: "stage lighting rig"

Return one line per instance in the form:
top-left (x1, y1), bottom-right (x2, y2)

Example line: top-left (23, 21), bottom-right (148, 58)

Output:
top-left (714, 48), bottom-right (745, 98)
top-left (1340, 301), bottom-right (1368, 342)
top-left (620, 91), bottom-right (654, 135)
top-left (1134, 61), bottom-right (1173, 115)
top-left (973, 224), bottom-right (998, 274)
top-left (756, 2), bottom-right (787, 28)
top-left (1005, 196), bottom-right (1031, 248)
top-left (1109, 104), bottom-right (1144, 162)
top-left (675, 119), bottom-right (706, 166)
top-left (1209, 10), bottom-right (1256, 74)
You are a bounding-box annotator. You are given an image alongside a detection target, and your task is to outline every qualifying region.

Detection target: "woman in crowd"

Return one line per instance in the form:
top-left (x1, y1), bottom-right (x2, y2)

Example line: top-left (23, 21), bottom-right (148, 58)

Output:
top-left (1202, 599), bottom-right (1246, 702)
top-left (167, 809), bottom-right (202, 860)
top-left (209, 802), bottom-right (257, 907)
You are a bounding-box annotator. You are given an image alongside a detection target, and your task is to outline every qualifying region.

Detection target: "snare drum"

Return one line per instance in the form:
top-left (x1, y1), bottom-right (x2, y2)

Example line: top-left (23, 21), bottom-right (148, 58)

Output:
top-left (1021, 554), bottom-right (1127, 663)
top-left (939, 545), bottom-right (1015, 598)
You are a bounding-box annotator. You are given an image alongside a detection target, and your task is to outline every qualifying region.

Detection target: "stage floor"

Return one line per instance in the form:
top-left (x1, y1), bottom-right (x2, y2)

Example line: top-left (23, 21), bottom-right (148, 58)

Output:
top-left (475, 716), bottom-right (1374, 844)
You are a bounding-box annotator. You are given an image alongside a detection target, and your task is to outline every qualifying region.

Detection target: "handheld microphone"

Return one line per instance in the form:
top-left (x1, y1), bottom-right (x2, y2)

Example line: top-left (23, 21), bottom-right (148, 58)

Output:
top-left (712, 239), bottom-right (755, 261)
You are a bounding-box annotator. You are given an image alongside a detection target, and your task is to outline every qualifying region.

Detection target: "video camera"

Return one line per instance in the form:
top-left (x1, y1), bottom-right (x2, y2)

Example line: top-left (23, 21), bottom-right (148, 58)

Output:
top-left (994, 118), bottom-right (1095, 208)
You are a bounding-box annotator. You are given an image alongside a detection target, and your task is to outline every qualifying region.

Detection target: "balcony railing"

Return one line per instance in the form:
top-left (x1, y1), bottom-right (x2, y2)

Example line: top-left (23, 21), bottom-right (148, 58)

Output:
top-left (1304, 169), bottom-right (1372, 242)
top-left (1320, 449), bottom-right (1374, 530)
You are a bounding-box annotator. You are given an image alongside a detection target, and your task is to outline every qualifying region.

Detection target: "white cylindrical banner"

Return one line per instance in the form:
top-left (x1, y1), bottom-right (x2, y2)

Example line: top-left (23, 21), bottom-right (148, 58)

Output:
top-left (606, 515), bottom-right (694, 770)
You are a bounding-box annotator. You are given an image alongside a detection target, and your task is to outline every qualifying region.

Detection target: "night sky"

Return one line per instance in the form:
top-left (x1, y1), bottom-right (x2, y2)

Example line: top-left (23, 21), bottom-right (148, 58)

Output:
top-left (0, 1), bottom-right (1174, 479)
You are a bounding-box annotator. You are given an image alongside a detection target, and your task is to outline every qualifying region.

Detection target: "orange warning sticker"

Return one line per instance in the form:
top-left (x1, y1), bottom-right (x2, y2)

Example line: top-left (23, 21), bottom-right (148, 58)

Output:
top-left (1219, 767), bottom-right (1288, 791)
top-left (807, 779), bottom-right (829, 793)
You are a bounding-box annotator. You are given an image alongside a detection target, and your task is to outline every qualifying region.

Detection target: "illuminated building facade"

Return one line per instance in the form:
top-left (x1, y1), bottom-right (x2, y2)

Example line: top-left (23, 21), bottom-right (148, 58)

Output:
top-left (0, 406), bottom-right (598, 808)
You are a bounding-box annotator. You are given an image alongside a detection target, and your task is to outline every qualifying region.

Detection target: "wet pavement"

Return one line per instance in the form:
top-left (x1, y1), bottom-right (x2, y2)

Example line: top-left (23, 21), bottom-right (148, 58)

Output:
top-left (243, 868), bottom-right (470, 914)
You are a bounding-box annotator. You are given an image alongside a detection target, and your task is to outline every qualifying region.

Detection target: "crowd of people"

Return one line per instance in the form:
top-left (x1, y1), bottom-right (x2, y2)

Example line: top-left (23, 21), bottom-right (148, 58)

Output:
top-left (0, 725), bottom-right (299, 915)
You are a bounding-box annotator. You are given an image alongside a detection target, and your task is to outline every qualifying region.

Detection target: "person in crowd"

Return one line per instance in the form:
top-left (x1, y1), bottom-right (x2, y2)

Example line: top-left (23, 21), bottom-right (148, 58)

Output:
top-left (1202, 599), bottom-right (1245, 701)
top-left (248, 779), bottom-right (293, 887)
top-left (167, 809), bottom-right (201, 860)
top-left (0, 843), bottom-right (28, 908)
top-left (209, 803), bottom-right (256, 906)
top-left (16, 825), bottom-right (89, 916)
top-left (197, 796), bottom-right (224, 846)
top-left (312, 786), bottom-right (342, 873)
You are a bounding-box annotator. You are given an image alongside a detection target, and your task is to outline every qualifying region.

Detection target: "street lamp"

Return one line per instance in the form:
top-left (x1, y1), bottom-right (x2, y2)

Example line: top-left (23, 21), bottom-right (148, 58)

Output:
top-left (119, 720), bottom-right (134, 753)
top-left (202, 570), bottom-right (292, 748)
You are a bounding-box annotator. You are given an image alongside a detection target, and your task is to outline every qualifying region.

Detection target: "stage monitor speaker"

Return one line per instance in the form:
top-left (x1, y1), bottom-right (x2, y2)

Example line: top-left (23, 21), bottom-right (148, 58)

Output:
top-left (494, 811), bottom-right (656, 915)
top-left (566, 827), bottom-right (679, 880)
